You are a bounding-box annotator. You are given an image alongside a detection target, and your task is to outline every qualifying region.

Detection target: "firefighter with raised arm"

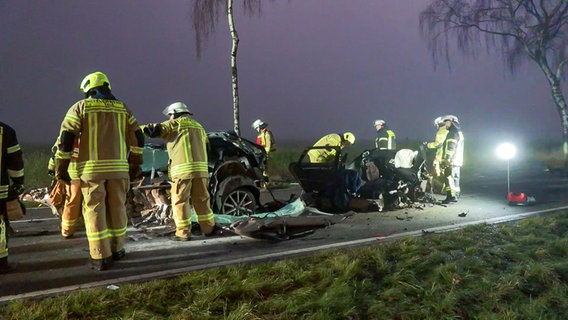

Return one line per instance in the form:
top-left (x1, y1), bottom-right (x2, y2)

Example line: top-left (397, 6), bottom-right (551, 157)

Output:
top-left (54, 71), bottom-right (145, 271)
top-left (0, 121), bottom-right (24, 273)
top-left (141, 102), bottom-right (218, 241)
top-left (440, 115), bottom-right (464, 204)
top-left (423, 116), bottom-right (449, 179)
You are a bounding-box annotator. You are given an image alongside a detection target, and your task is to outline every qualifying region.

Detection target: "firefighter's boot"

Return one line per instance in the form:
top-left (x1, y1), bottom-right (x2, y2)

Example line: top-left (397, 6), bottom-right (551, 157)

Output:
top-left (442, 191), bottom-right (457, 204)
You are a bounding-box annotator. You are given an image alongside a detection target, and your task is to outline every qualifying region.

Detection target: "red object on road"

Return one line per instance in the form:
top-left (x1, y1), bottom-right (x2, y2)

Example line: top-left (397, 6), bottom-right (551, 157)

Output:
top-left (507, 192), bottom-right (536, 206)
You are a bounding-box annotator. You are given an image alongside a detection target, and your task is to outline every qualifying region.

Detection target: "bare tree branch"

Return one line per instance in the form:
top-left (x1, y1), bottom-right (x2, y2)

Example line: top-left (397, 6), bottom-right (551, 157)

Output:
top-left (421, 0), bottom-right (568, 165)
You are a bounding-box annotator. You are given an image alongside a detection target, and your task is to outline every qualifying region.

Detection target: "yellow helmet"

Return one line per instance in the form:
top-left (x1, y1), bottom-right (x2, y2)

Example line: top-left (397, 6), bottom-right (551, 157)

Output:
top-left (343, 132), bottom-right (356, 144)
top-left (80, 71), bottom-right (111, 93)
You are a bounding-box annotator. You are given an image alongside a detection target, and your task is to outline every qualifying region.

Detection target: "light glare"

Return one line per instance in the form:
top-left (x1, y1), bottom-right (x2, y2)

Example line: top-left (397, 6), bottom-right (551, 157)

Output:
top-left (496, 143), bottom-right (516, 160)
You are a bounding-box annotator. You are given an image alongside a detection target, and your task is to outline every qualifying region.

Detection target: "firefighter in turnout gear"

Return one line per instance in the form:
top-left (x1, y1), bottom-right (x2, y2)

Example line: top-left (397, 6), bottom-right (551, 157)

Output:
top-left (251, 119), bottom-right (274, 186)
top-left (374, 119), bottom-right (396, 150)
top-left (251, 119), bottom-right (275, 154)
top-left (0, 121), bottom-right (24, 274)
top-left (440, 115), bottom-right (464, 204)
top-left (141, 102), bottom-right (217, 241)
top-left (308, 132), bottom-right (355, 163)
top-left (48, 136), bottom-right (83, 238)
top-left (424, 116), bottom-right (449, 177)
top-left (55, 71), bottom-right (145, 271)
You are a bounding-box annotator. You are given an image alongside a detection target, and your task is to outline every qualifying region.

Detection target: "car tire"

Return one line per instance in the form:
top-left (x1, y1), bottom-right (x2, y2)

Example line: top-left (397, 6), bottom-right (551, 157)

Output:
top-left (220, 188), bottom-right (257, 216)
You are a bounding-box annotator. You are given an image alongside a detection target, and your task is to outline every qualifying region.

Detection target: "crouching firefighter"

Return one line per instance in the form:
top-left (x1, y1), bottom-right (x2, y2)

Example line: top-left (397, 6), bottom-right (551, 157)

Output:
top-left (55, 71), bottom-right (144, 271)
top-left (141, 102), bottom-right (217, 241)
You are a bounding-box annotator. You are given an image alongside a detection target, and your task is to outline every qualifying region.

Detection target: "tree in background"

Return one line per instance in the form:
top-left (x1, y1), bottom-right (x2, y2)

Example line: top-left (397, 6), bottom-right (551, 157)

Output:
top-left (191, 0), bottom-right (263, 136)
top-left (420, 0), bottom-right (568, 167)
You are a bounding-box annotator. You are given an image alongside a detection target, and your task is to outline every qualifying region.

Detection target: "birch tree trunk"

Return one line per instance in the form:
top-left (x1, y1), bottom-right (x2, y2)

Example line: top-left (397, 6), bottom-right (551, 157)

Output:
top-left (227, 0), bottom-right (240, 136)
top-left (538, 58), bottom-right (568, 167)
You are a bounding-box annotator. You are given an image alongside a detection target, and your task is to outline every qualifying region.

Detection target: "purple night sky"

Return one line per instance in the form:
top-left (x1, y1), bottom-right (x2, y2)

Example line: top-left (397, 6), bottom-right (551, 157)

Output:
top-left (0, 0), bottom-right (560, 148)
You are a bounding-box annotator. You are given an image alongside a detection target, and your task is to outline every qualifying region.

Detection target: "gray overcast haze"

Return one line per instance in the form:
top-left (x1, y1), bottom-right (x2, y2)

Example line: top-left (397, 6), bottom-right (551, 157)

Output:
top-left (0, 0), bottom-right (561, 148)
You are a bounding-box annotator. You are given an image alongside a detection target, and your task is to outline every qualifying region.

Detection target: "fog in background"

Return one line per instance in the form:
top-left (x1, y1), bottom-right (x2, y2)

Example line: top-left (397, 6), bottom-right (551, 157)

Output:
top-left (0, 0), bottom-right (560, 151)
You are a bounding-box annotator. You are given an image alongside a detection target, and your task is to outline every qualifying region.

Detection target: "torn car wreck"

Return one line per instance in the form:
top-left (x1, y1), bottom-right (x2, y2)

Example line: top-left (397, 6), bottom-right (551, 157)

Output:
top-left (289, 145), bottom-right (430, 213)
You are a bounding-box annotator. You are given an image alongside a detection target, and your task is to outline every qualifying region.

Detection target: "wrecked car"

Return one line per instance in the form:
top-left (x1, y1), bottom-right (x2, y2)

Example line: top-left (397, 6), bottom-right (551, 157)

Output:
top-left (289, 145), bottom-right (428, 213)
top-left (127, 130), bottom-right (267, 220)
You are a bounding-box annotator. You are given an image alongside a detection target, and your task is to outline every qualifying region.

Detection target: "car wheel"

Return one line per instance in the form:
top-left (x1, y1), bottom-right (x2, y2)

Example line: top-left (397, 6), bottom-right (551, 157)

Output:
top-left (220, 188), bottom-right (257, 216)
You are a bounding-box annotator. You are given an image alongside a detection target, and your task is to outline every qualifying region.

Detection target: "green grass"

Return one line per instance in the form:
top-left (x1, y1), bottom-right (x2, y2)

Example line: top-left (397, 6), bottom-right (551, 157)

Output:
top-left (21, 144), bottom-right (53, 189)
top-left (2, 212), bottom-right (568, 319)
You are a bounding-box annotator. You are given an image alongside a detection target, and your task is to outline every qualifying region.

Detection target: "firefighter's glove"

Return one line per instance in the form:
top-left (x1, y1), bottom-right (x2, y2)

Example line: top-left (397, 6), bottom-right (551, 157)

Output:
top-left (142, 123), bottom-right (160, 138)
top-left (129, 164), bottom-right (143, 181)
top-left (54, 158), bottom-right (72, 185)
top-left (441, 159), bottom-right (451, 168)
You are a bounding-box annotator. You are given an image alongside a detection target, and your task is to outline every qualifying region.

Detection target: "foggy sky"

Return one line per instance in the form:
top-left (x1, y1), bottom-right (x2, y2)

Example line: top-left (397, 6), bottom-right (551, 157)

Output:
top-left (0, 0), bottom-right (561, 147)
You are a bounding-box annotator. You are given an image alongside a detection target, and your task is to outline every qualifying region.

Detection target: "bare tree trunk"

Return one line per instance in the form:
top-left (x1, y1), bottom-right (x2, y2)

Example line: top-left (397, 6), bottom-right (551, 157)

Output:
top-left (227, 0), bottom-right (240, 136)
top-left (538, 59), bottom-right (568, 168)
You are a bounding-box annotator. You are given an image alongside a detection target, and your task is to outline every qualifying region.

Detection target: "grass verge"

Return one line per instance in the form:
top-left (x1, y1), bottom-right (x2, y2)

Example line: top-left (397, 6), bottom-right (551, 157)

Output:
top-left (2, 212), bottom-right (568, 319)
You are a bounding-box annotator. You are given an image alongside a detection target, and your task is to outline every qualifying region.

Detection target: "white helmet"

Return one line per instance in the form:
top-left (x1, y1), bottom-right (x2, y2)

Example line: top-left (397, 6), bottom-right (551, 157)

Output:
top-left (251, 119), bottom-right (266, 130)
top-left (442, 114), bottom-right (459, 125)
top-left (374, 119), bottom-right (385, 126)
top-left (434, 116), bottom-right (444, 127)
top-left (162, 102), bottom-right (192, 116)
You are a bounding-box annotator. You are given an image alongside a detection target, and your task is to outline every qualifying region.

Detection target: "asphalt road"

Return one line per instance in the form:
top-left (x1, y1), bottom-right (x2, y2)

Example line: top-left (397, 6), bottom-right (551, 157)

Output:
top-left (1, 165), bottom-right (567, 303)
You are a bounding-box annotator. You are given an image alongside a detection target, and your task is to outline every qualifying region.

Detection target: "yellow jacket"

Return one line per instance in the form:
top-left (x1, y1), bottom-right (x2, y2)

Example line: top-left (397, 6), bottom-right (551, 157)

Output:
top-left (308, 133), bottom-right (342, 163)
top-left (57, 98), bottom-right (142, 180)
top-left (427, 126), bottom-right (448, 160)
top-left (257, 128), bottom-right (275, 154)
top-left (155, 115), bottom-right (209, 180)
top-left (49, 137), bottom-right (80, 180)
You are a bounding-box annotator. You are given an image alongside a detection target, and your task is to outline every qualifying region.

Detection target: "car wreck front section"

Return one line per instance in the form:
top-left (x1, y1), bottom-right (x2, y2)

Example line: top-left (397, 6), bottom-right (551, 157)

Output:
top-left (128, 131), bottom-right (267, 222)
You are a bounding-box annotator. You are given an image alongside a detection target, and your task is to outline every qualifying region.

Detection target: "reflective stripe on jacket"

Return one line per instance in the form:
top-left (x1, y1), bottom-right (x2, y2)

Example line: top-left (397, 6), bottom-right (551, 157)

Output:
top-left (443, 126), bottom-right (464, 167)
top-left (375, 129), bottom-right (396, 150)
top-left (58, 98), bottom-right (141, 180)
top-left (427, 126), bottom-right (448, 160)
top-left (256, 129), bottom-right (274, 153)
top-left (49, 137), bottom-right (81, 180)
top-left (0, 122), bottom-right (24, 200)
top-left (157, 115), bottom-right (209, 180)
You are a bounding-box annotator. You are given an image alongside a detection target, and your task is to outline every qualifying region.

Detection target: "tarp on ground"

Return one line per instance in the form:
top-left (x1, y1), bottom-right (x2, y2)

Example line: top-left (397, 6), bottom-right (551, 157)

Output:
top-left (200, 198), bottom-right (355, 240)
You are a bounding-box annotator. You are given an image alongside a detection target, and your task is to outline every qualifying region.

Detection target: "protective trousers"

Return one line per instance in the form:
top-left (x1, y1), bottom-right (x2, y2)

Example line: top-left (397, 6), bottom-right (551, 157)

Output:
top-left (171, 177), bottom-right (215, 238)
top-left (61, 179), bottom-right (82, 237)
top-left (0, 201), bottom-right (8, 260)
top-left (444, 166), bottom-right (461, 197)
top-left (81, 178), bottom-right (128, 260)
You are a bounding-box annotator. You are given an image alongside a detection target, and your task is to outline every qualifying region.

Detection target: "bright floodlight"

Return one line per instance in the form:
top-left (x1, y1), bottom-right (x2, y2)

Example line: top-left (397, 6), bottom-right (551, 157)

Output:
top-left (496, 143), bottom-right (517, 160)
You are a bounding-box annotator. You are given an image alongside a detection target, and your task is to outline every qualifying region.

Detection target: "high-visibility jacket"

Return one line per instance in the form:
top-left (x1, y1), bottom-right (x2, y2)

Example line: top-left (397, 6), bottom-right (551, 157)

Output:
top-left (57, 98), bottom-right (143, 180)
top-left (1, 122), bottom-right (24, 260)
top-left (156, 115), bottom-right (209, 180)
top-left (427, 126), bottom-right (448, 160)
top-left (49, 137), bottom-right (80, 180)
top-left (256, 128), bottom-right (275, 154)
top-left (375, 127), bottom-right (396, 150)
top-left (0, 122), bottom-right (24, 201)
top-left (308, 133), bottom-right (342, 163)
top-left (442, 126), bottom-right (464, 167)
